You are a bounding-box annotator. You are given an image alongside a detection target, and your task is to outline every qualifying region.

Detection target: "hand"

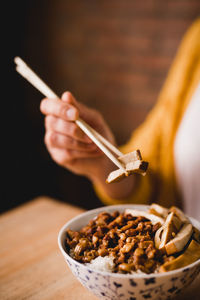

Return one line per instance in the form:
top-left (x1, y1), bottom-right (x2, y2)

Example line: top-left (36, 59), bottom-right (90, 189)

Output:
top-left (40, 91), bottom-right (135, 199)
top-left (40, 91), bottom-right (116, 179)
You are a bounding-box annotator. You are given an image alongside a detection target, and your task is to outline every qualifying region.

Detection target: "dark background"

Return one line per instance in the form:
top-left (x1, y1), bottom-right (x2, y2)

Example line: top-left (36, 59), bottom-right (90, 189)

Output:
top-left (2, 1), bottom-right (200, 213)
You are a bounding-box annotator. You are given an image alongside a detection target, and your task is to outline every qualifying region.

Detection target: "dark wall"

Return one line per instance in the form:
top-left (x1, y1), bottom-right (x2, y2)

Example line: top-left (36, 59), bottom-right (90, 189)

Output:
top-left (2, 1), bottom-right (200, 213)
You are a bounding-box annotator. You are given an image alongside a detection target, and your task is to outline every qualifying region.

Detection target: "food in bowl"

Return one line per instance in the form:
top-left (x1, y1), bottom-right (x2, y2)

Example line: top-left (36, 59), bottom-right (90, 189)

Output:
top-left (58, 204), bottom-right (200, 300)
top-left (64, 204), bottom-right (200, 274)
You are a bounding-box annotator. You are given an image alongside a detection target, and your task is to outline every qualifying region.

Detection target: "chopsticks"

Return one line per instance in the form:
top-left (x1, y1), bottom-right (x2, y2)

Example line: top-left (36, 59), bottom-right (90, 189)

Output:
top-left (14, 57), bottom-right (126, 173)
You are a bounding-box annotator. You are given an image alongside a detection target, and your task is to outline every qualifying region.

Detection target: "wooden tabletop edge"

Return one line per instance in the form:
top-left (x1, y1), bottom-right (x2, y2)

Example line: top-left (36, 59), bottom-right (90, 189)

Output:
top-left (0, 196), bottom-right (85, 219)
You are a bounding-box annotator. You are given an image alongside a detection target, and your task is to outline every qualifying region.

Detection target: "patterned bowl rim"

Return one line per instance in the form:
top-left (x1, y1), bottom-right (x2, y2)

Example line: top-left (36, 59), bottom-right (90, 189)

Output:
top-left (58, 204), bottom-right (200, 278)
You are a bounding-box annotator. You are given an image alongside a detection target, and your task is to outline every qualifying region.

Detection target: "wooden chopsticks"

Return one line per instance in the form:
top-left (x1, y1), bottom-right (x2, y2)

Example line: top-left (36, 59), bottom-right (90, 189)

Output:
top-left (14, 57), bottom-right (126, 173)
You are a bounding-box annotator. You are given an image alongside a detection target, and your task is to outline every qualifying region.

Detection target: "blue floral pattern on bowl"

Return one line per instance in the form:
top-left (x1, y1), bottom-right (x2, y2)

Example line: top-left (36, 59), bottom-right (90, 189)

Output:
top-left (64, 256), bottom-right (200, 300)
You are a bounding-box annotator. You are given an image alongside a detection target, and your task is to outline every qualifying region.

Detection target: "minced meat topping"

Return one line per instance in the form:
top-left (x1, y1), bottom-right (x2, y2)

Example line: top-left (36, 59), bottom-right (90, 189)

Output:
top-left (65, 211), bottom-right (174, 274)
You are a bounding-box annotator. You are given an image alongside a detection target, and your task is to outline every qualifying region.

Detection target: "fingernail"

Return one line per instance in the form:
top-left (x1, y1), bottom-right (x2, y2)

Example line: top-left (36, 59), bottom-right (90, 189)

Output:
top-left (62, 92), bottom-right (70, 102)
top-left (67, 108), bottom-right (77, 120)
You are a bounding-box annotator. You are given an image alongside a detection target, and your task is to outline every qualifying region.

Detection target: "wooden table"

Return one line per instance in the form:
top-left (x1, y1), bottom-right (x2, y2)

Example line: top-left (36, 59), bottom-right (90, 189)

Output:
top-left (0, 197), bottom-right (199, 300)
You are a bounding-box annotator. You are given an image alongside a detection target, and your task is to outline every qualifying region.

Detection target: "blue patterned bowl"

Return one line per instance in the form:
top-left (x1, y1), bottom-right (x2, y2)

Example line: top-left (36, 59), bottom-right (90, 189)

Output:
top-left (58, 204), bottom-right (200, 300)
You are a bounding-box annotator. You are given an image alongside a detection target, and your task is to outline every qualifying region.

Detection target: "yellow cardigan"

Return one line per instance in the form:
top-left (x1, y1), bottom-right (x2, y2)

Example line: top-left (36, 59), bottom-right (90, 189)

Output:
top-left (95, 18), bottom-right (200, 209)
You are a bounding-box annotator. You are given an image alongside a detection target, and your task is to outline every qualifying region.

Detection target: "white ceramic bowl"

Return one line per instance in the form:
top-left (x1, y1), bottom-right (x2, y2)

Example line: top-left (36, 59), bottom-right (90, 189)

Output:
top-left (58, 204), bottom-right (200, 300)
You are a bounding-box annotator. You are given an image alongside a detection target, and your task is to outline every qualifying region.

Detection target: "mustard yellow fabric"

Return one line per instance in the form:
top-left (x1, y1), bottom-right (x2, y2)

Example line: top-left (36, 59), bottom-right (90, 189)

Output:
top-left (95, 18), bottom-right (200, 209)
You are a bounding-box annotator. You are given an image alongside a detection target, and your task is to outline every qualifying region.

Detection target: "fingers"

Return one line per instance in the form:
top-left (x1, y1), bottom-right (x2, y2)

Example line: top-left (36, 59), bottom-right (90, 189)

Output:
top-left (61, 91), bottom-right (102, 130)
top-left (47, 146), bottom-right (102, 166)
top-left (45, 115), bottom-right (91, 143)
top-left (61, 91), bottom-right (78, 106)
top-left (40, 92), bottom-right (79, 121)
top-left (41, 91), bottom-right (93, 144)
top-left (44, 130), bottom-right (97, 152)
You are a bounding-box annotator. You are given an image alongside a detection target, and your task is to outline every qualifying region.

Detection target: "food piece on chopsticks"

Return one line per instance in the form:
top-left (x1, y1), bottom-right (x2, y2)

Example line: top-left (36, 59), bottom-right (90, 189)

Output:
top-left (106, 160), bottom-right (148, 184)
top-left (126, 160), bottom-right (148, 175)
top-left (106, 149), bottom-right (148, 184)
top-left (118, 149), bottom-right (142, 164)
top-left (159, 239), bottom-right (200, 272)
top-left (106, 168), bottom-right (126, 184)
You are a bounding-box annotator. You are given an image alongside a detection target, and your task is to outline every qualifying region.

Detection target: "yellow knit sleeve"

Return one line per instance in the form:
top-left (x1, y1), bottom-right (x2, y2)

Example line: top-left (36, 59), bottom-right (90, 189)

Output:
top-left (94, 18), bottom-right (200, 208)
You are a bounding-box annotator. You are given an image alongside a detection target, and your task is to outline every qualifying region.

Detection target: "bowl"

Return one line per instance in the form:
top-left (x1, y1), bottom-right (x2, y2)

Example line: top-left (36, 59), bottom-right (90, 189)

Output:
top-left (58, 204), bottom-right (200, 300)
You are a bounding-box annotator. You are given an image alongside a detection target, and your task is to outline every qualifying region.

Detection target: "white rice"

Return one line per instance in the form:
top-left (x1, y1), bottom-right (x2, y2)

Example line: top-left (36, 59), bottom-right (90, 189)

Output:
top-left (86, 256), bottom-right (115, 273)
top-left (86, 256), bottom-right (149, 274)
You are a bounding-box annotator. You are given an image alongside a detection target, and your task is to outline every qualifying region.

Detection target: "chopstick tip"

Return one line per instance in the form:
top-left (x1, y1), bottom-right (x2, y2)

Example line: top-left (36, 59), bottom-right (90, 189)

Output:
top-left (14, 56), bottom-right (20, 64)
top-left (14, 56), bottom-right (25, 67)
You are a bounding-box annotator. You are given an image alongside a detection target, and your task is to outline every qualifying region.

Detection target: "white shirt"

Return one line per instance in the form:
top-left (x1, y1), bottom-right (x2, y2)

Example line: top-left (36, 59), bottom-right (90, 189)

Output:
top-left (174, 83), bottom-right (200, 220)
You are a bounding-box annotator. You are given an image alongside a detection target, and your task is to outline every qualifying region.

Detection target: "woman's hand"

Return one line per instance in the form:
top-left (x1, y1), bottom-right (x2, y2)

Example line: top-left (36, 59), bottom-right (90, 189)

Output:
top-left (40, 91), bottom-right (135, 199)
top-left (40, 91), bottom-right (115, 178)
